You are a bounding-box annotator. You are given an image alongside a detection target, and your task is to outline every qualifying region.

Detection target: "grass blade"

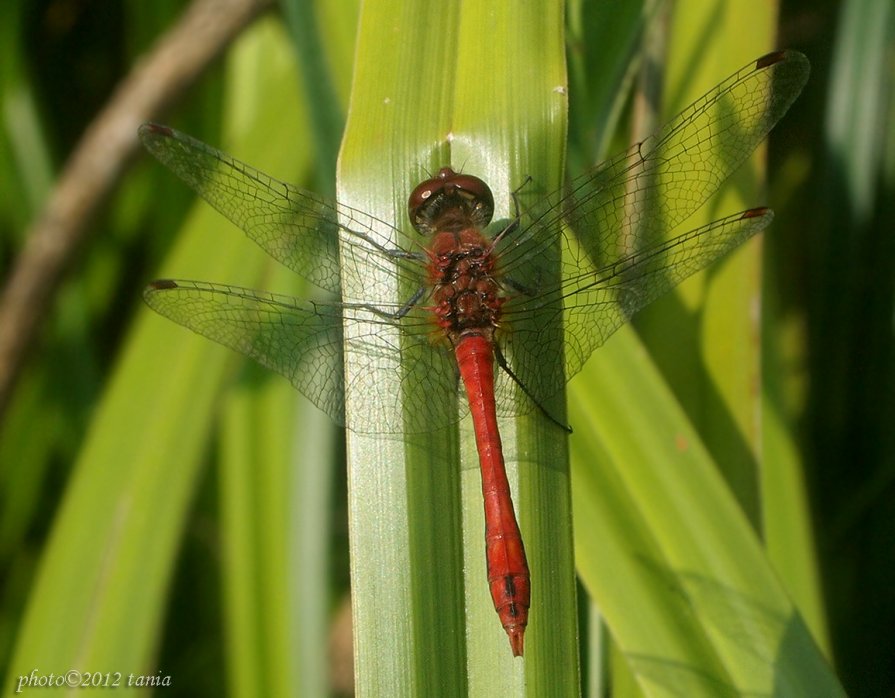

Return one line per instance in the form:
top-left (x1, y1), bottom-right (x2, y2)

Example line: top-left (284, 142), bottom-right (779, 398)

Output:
top-left (338, 0), bottom-right (576, 692)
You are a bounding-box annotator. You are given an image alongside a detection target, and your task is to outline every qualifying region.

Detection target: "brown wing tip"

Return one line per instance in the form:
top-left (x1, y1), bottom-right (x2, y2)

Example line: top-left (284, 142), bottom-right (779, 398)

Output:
top-left (147, 279), bottom-right (179, 291)
top-left (506, 627), bottom-right (525, 657)
top-left (741, 207), bottom-right (771, 219)
top-left (755, 50), bottom-right (788, 70)
top-left (139, 122), bottom-right (174, 138)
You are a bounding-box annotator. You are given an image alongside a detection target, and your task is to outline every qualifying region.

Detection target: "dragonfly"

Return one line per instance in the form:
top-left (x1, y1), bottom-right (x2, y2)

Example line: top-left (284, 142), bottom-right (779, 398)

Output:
top-left (141, 50), bottom-right (809, 657)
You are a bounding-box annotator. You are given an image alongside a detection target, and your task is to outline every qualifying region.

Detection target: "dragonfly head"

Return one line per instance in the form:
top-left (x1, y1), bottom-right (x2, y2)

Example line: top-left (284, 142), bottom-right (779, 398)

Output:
top-left (409, 167), bottom-right (494, 236)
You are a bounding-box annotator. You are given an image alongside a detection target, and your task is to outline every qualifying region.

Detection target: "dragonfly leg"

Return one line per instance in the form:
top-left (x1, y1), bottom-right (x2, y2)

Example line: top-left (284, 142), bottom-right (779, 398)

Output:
top-left (393, 286), bottom-right (427, 318)
top-left (510, 175), bottom-right (534, 219)
top-left (494, 345), bottom-right (572, 433)
top-left (384, 249), bottom-right (427, 262)
top-left (350, 286), bottom-right (427, 321)
top-left (490, 175), bottom-right (535, 249)
top-left (502, 274), bottom-right (541, 297)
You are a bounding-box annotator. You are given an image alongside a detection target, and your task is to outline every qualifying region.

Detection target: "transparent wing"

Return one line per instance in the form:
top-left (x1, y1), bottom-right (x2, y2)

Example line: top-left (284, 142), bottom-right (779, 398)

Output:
top-left (143, 280), bottom-right (462, 434)
top-left (497, 50), bottom-right (808, 270)
top-left (495, 208), bottom-right (773, 416)
top-left (486, 51), bottom-right (808, 412)
top-left (139, 124), bottom-right (427, 304)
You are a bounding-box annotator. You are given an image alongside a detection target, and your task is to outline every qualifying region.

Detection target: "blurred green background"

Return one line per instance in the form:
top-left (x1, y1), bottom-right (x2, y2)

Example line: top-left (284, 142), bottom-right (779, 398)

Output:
top-left (0, 0), bottom-right (892, 695)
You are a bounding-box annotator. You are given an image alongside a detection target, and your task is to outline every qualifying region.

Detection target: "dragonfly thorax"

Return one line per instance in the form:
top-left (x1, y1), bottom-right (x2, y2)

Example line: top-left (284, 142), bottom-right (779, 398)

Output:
top-left (429, 232), bottom-right (504, 339)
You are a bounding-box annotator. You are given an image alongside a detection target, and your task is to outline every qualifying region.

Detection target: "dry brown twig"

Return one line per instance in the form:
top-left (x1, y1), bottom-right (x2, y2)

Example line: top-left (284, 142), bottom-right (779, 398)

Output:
top-left (0, 0), bottom-right (274, 419)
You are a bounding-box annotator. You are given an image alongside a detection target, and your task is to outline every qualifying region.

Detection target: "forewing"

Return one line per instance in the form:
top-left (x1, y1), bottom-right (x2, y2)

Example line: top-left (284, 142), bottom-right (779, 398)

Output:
top-left (497, 50), bottom-right (809, 272)
top-left (139, 124), bottom-right (427, 303)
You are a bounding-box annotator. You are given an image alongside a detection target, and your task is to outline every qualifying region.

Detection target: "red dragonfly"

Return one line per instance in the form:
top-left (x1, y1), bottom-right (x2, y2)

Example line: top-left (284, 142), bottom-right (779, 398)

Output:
top-left (141, 50), bottom-right (809, 656)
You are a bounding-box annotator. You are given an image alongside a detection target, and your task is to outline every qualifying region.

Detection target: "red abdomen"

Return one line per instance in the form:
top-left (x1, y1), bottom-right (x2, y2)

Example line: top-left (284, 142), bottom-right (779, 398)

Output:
top-left (455, 334), bottom-right (530, 656)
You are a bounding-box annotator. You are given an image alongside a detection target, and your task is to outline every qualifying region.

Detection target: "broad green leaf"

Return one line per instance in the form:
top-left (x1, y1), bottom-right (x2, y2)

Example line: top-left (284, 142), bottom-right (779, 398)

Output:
top-left (569, 1), bottom-right (842, 695)
top-left (338, 0), bottom-right (576, 693)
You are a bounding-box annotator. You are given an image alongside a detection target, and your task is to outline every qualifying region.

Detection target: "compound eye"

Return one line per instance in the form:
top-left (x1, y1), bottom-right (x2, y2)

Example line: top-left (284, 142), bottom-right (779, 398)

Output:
top-left (447, 173), bottom-right (494, 226)
top-left (408, 167), bottom-right (495, 233)
top-left (448, 173), bottom-right (492, 203)
top-left (408, 176), bottom-right (444, 219)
